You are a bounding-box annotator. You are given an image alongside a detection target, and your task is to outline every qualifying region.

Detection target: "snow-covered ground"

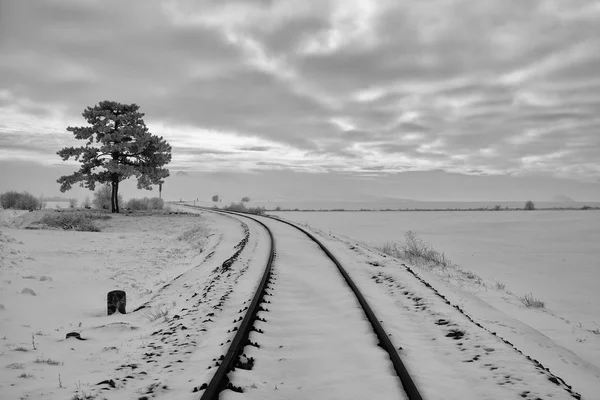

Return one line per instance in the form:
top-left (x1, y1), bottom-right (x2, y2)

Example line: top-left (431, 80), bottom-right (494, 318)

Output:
top-left (0, 209), bottom-right (270, 399)
top-left (274, 210), bottom-right (600, 398)
top-left (1, 208), bottom-right (597, 399)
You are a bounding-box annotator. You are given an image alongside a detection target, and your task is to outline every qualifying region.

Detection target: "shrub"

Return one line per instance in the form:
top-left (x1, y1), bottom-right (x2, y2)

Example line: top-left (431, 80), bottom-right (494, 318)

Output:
top-left (0, 191), bottom-right (41, 210)
top-left (224, 202), bottom-right (247, 212)
top-left (93, 185), bottom-right (123, 210)
top-left (126, 198), bottom-right (147, 210)
top-left (149, 197), bottom-right (164, 210)
top-left (524, 200), bottom-right (535, 210)
top-left (126, 197), bottom-right (164, 211)
top-left (223, 202), bottom-right (265, 215)
top-left (36, 212), bottom-right (110, 232)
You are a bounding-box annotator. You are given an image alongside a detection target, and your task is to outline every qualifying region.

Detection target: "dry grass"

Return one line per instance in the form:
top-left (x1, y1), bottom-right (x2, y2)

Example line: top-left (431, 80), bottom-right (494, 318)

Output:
top-left (33, 212), bottom-right (111, 232)
top-left (518, 293), bottom-right (546, 308)
top-left (377, 231), bottom-right (454, 268)
top-left (34, 357), bottom-right (63, 366)
top-left (376, 231), bottom-right (486, 289)
top-left (142, 305), bottom-right (171, 323)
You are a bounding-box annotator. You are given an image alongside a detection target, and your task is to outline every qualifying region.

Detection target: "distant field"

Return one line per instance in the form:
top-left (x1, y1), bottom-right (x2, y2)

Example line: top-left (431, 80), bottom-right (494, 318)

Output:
top-left (188, 200), bottom-right (600, 211)
top-left (275, 210), bottom-right (600, 328)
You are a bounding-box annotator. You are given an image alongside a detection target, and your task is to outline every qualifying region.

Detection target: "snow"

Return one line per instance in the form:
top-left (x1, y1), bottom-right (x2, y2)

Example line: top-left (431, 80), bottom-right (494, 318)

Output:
top-left (1, 207), bottom-right (596, 399)
top-left (274, 210), bottom-right (600, 399)
top-left (225, 216), bottom-right (404, 399)
top-left (0, 209), bottom-right (269, 399)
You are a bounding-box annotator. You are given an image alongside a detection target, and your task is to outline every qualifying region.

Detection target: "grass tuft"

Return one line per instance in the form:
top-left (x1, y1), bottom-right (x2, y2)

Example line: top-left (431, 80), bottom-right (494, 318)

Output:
top-left (142, 305), bottom-right (171, 323)
top-left (13, 346), bottom-right (29, 352)
top-left (518, 293), bottom-right (545, 308)
top-left (34, 357), bottom-right (63, 366)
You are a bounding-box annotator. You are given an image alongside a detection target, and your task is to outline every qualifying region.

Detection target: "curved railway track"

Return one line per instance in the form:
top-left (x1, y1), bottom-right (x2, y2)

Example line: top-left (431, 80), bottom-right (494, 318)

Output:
top-left (188, 207), bottom-right (423, 400)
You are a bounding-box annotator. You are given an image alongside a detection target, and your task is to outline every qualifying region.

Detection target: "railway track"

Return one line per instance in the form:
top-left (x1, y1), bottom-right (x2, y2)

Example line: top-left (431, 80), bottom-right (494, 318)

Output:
top-left (187, 207), bottom-right (423, 400)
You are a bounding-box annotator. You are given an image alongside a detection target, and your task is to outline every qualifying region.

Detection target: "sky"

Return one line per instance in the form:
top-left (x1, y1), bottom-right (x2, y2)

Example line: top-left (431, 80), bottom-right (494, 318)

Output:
top-left (1, 0), bottom-right (600, 202)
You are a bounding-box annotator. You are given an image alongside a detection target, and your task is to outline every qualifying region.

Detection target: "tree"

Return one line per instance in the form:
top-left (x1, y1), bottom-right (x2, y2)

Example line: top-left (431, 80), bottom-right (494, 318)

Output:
top-left (241, 196), bottom-right (250, 202)
top-left (524, 200), bottom-right (535, 210)
top-left (57, 101), bottom-right (172, 213)
top-left (68, 198), bottom-right (78, 208)
top-left (212, 195), bottom-right (219, 202)
top-left (82, 196), bottom-right (91, 209)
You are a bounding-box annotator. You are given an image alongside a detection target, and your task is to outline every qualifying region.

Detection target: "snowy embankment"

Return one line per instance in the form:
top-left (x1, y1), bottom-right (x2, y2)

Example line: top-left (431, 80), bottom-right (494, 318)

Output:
top-left (272, 212), bottom-right (598, 400)
top-left (0, 209), bottom-right (270, 399)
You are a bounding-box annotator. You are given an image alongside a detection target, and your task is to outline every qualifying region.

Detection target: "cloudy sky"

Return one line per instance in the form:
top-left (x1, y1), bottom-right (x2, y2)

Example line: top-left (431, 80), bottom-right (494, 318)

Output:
top-left (1, 0), bottom-right (599, 202)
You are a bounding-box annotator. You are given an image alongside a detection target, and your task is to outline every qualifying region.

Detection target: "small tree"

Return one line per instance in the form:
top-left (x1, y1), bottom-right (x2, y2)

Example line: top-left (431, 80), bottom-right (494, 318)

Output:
top-left (57, 101), bottom-right (172, 213)
top-left (524, 200), bottom-right (535, 210)
top-left (241, 196), bottom-right (250, 202)
top-left (82, 196), bottom-right (91, 209)
top-left (69, 198), bottom-right (78, 208)
top-left (93, 185), bottom-right (123, 210)
top-left (212, 195), bottom-right (219, 202)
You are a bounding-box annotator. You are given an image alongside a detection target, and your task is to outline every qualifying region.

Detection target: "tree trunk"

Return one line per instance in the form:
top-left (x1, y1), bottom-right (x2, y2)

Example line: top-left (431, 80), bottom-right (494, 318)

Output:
top-left (110, 177), bottom-right (120, 213)
top-left (115, 180), bottom-right (120, 213)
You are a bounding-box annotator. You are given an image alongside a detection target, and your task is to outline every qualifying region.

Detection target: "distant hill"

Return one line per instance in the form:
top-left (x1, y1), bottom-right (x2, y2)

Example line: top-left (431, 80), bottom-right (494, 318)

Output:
top-left (175, 171), bottom-right (190, 177)
top-left (552, 194), bottom-right (576, 202)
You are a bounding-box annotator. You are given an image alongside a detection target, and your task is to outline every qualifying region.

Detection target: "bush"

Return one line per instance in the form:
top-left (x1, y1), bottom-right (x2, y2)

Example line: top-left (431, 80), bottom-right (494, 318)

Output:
top-left (223, 202), bottom-right (265, 215)
top-left (93, 185), bottom-right (122, 210)
top-left (36, 212), bottom-right (110, 232)
top-left (0, 191), bottom-right (41, 210)
top-left (126, 197), bottom-right (164, 211)
top-left (127, 198), bottom-right (147, 211)
top-left (149, 197), bottom-right (164, 210)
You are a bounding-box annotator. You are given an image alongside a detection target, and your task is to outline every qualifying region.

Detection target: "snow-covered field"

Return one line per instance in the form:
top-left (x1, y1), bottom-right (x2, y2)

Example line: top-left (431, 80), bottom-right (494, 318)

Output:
top-left (1, 207), bottom-right (597, 399)
top-left (274, 210), bottom-right (600, 398)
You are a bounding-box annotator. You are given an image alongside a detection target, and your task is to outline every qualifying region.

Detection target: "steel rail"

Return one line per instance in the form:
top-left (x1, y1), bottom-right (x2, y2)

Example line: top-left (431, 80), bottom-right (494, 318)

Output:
top-left (198, 210), bottom-right (275, 400)
top-left (188, 206), bottom-right (423, 400)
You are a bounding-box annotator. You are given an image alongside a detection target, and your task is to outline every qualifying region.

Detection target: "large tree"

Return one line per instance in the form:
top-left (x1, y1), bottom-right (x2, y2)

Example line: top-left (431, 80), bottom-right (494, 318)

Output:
top-left (57, 101), bottom-right (172, 213)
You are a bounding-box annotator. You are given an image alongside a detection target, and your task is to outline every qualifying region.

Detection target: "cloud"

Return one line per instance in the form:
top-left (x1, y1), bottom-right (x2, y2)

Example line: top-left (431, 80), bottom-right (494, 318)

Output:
top-left (0, 0), bottom-right (599, 184)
